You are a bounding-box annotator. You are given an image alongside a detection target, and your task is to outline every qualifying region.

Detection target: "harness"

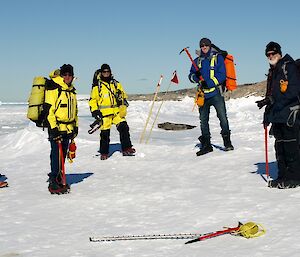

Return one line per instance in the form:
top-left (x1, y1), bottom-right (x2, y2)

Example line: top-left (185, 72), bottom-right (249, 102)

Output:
top-left (197, 53), bottom-right (219, 93)
top-left (98, 80), bottom-right (124, 109)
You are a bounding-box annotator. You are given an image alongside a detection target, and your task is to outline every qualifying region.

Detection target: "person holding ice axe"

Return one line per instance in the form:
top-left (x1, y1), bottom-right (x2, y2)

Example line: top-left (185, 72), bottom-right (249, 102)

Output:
top-left (181, 38), bottom-right (234, 156)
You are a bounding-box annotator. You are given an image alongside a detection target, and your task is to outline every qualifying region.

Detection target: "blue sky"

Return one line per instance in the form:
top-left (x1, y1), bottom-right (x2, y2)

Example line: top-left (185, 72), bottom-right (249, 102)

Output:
top-left (1, 0), bottom-right (300, 102)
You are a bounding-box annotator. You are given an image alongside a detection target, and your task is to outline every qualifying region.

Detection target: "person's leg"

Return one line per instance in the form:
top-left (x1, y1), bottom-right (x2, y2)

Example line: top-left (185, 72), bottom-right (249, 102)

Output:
top-left (212, 94), bottom-right (233, 149)
top-left (100, 129), bottom-right (110, 155)
top-left (117, 121), bottom-right (134, 153)
top-left (282, 124), bottom-right (300, 180)
top-left (212, 94), bottom-right (230, 135)
top-left (199, 99), bottom-right (211, 138)
top-left (49, 140), bottom-right (59, 181)
top-left (99, 116), bottom-right (113, 159)
top-left (272, 124), bottom-right (286, 180)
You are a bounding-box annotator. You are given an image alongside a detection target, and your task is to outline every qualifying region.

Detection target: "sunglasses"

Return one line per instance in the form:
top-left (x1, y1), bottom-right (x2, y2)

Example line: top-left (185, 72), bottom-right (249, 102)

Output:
top-left (61, 73), bottom-right (73, 77)
top-left (266, 52), bottom-right (277, 57)
top-left (102, 70), bottom-right (111, 73)
top-left (200, 44), bottom-right (210, 48)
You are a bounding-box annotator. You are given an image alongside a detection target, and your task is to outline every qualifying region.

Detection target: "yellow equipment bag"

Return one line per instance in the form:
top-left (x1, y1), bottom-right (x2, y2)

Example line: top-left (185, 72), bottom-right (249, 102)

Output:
top-left (27, 76), bottom-right (47, 127)
top-left (235, 222), bottom-right (266, 239)
top-left (196, 89), bottom-right (205, 107)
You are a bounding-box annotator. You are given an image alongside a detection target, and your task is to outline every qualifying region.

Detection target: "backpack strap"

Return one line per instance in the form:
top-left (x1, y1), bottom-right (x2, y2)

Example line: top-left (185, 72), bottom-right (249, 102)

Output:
top-left (282, 61), bottom-right (290, 80)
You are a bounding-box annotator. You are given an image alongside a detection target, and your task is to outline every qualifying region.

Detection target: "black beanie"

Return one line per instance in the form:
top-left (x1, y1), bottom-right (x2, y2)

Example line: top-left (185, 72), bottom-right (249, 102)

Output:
top-left (100, 63), bottom-right (111, 72)
top-left (265, 42), bottom-right (282, 56)
top-left (199, 38), bottom-right (212, 47)
top-left (60, 64), bottom-right (74, 76)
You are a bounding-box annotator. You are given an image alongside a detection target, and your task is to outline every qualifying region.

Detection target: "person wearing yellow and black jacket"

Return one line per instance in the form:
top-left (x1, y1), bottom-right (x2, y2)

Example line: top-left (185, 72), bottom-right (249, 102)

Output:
top-left (44, 64), bottom-right (78, 194)
top-left (89, 64), bottom-right (135, 160)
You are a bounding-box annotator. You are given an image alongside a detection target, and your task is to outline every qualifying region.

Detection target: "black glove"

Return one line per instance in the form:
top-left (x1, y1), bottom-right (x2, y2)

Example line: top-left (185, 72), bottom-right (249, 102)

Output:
top-left (255, 97), bottom-right (273, 109)
top-left (263, 111), bottom-right (270, 128)
top-left (195, 70), bottom-right (202, 78)
top-left (92, 110), bottom-right (103, 120)
top-left (49, 127), bottom-right (62, 141)
top-left (71, 126), bottom-right (78, 139)
top-left (124, 99), bottom-right (129, 107)
top-left (200, 80), bottom-right (208, 88)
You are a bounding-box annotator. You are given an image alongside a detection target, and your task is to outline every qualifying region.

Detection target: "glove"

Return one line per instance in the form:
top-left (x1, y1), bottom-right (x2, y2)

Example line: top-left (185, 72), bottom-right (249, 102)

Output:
top-left (255, 96), bottom-right (273, 109)
top-left (71, 126), bottom-right (78, 139)
top-left (124, 99), bottom-right (129, 107)
top-left (49, 127), bottom-right (62, 141)
top-left (195, 70), bottom-right (202, 78)
top-left (263, 112), bottom-right (270, 128)
top-left (200, 80), bottom-right (208, 88)
top-left (92, 110), bottom-right (103, 120)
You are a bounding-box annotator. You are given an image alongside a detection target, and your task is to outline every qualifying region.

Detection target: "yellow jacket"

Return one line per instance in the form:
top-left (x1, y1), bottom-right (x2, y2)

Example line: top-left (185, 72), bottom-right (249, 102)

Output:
top-left (89, 79), bottom-right (127, 117)
top-left (45, 76), bottom-right (78, 134)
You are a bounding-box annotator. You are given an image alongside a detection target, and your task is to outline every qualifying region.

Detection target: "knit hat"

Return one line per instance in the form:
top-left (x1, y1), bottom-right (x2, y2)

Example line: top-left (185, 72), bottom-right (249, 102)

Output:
top-left (265, 41), bottom-right (282, 56)
top-left (60, 64), bottom-right (74, 76)
top-left (100, 63), bottom-right (111, 72)
top-left (199, 38), bottom-right (212, 47)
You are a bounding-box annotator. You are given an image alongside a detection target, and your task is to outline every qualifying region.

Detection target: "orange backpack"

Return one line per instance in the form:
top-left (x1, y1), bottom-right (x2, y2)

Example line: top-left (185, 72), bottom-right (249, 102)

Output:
top-left (212, 44), bottom-right (237, 91)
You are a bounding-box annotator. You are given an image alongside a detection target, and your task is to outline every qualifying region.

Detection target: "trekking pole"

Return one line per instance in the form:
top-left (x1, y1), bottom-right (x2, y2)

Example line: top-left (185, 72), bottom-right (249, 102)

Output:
top-left (264, 126), bottom-right (270, 182)
top-left (139, 75), bottom-right (163, 144)
top-left (58, 140), bottom-right (66, 186)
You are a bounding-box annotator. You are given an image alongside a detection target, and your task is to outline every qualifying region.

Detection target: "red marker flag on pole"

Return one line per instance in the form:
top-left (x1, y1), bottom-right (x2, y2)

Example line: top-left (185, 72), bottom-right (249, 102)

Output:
top-left (170, 70), bottom-right (179, 84)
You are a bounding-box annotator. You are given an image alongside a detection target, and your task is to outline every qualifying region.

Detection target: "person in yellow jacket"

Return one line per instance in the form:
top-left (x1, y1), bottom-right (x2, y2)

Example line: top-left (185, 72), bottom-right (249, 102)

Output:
top-left (44, 64), bottom-right (78, 194)
top-left (89, 64), bottom-right (135, 160)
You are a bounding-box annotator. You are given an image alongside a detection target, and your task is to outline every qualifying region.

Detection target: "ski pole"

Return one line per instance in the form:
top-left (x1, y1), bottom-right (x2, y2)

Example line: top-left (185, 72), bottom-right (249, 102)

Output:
top-left (139, 75), bottom-right (163, 144)
top-left (58, 140), bottom-right (66, 186)
top-left (185, 224), bottom-right (241, 244)
top-left (264, 126), bottom-right (269, 182)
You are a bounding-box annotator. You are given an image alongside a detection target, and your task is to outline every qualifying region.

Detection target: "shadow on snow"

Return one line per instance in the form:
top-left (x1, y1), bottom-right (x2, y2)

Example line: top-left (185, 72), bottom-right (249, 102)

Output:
top-left (66, 172), bottom-right (94, 185)
top-left (252, 161), bottom-right (278, 182)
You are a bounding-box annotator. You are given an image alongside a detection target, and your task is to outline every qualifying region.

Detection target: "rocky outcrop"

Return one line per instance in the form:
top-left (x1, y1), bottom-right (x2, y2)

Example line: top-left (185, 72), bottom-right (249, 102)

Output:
top-left (128, 81), bottom-right (267, 101)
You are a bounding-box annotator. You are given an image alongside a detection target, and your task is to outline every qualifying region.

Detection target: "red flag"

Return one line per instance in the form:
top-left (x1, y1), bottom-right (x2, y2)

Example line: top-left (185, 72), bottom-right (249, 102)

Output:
top-left (170, 70), bottom-right (179, 84)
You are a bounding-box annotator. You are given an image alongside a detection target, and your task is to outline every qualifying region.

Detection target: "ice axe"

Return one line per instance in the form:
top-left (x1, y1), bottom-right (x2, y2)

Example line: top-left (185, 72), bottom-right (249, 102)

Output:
top-left (180, 47), bottom-right (204, 111)
top-left (179, 47), bottom-right (204, 81)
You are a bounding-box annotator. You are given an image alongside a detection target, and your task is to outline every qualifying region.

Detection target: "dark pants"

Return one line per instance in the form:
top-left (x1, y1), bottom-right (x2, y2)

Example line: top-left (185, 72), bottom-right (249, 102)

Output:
top-left (272, 123), bottom-right (300, 180)
top-left (100, 121), bottom-right (132, 154)
top-left (49, 136), bottom-right (69, 181)
top-left (199, 93), bottom-right (230, 138)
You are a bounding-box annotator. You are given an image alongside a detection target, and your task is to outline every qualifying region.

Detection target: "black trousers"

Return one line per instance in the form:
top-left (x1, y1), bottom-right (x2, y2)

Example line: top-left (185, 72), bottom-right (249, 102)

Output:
top-left (49, 136), bottom-right (69, 181)
top-left (100, 121), bottom-right (132, 154)
top-left (272, 123), bottom-right (300, 180)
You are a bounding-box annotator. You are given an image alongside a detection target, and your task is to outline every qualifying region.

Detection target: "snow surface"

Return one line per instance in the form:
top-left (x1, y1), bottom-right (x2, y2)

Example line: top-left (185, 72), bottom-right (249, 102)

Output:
top-left (1, 96), bottom-right (300, 257)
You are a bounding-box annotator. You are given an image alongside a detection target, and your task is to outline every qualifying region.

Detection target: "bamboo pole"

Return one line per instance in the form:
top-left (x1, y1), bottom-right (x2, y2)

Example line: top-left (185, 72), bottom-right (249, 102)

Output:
top-left (145, 81), bottom-right (172, 144)
top-left (139, 75), bottom-right (163, 143)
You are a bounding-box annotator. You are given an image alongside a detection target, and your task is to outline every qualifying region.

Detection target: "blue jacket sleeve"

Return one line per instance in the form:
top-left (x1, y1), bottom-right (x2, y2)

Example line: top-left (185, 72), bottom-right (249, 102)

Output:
top-left (188, 57), bottom-right (200, 83)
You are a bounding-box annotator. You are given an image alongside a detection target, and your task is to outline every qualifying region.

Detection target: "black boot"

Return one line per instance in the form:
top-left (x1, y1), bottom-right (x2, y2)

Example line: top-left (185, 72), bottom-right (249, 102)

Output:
top-left (196, 136), bottom-right (213, 156)
top-left (48, 181), bottom-right (70, 194)
top-left (48, 177), bottom-right (70, 195)
top-left (222, 133), bottom-right (234, 151)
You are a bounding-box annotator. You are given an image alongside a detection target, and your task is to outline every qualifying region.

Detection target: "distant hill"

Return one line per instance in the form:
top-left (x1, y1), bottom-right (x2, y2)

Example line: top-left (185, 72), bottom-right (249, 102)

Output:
top-left (128, 81), bottom-right (267, 101)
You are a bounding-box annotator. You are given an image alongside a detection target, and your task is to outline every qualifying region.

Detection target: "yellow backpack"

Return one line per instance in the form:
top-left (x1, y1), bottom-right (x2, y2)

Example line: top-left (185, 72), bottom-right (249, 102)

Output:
top-left (27, 76), bottom-right (48, 127)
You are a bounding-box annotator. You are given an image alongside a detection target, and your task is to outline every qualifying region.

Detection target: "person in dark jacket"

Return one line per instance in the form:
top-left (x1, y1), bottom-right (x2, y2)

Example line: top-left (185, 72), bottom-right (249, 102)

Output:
top-left (256, 42), bottom-right (300, 189)
top-left (189, 38), bottom-right (234, 156)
